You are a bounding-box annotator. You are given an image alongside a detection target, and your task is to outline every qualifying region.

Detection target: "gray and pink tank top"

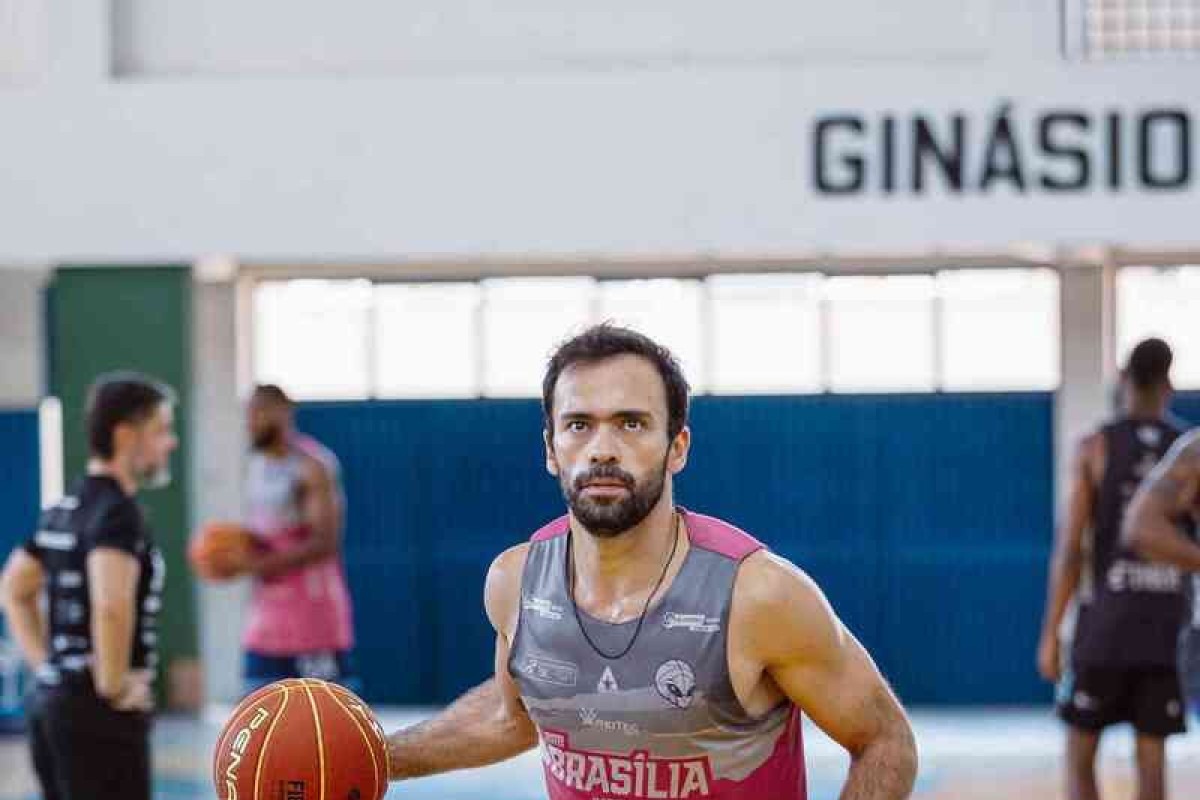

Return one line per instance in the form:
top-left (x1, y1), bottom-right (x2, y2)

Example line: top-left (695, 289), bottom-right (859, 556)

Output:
top-left (242, 433), bottom-right (354, 655)
top-left (509, 509), bottom-right (807, 800)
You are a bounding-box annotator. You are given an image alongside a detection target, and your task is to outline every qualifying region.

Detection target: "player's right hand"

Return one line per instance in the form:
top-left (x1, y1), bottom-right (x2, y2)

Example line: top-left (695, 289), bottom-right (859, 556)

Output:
top-left (1036, 633), bottom-right (1061, 683)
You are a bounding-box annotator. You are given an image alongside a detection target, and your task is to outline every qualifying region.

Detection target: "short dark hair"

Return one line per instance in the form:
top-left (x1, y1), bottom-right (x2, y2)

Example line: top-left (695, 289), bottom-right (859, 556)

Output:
top-left (86, 372), bottom-right (176, 459)
top-left (542, 323), bottom-right (691, 440)
top-left (1126, 337), bottom-right (1173, 390)
top-left (251, 384), bottom-right (293, 406)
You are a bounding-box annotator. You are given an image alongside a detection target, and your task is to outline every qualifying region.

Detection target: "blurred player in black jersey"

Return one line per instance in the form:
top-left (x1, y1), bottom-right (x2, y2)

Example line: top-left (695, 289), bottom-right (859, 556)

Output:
top-left (1038, 339), bottom-right (1188, 800)
top-left (0, 373), bottom-right (177, 800)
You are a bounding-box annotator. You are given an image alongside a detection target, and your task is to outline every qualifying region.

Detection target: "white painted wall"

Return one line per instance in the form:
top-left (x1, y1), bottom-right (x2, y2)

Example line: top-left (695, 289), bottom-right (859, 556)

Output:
top-left (112, 0), bottom-right (998, 78)
top-left (0, 1), bottom-right (1195, 263)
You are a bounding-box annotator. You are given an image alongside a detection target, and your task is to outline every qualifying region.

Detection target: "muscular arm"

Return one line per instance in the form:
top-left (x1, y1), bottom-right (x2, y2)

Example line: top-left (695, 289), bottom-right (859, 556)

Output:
top-left (1123, 430), bottom-right (1200, 572)
top-left (1037, 435), bottom-right (1098, 681)
top-left (387, 545), bottom-right (538, 780)
top-left (736, 553), bottom-right (917, 800)
top-left (0, 549), bottom-right (48, 670)
top-left (248, 457), bottom-right (340, 579)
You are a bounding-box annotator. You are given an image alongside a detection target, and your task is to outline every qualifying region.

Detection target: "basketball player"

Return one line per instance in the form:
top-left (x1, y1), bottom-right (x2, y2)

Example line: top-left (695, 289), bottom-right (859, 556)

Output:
top-left (0, 373), bottom-right (176, 800)
top-left (1123, 372), bottom-right (1200, 727)
top-left (384, 325), bottom-right (917, 799)
top-left (235, 385), bottom-right (357, 694)
top-left (1037, 338), bottom-right (1188, 800)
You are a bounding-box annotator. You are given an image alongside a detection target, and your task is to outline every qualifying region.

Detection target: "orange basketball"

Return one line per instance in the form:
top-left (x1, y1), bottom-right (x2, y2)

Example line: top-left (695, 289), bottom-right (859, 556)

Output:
top-left (188, 521), bottom-right (254, 581)
top-left (213, 679), bottom-right (389, 800)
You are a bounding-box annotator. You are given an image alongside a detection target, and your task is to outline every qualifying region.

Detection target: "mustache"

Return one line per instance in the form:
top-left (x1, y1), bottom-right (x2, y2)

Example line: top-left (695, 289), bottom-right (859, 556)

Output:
top-left (573, 464), bottom-right (636, 492)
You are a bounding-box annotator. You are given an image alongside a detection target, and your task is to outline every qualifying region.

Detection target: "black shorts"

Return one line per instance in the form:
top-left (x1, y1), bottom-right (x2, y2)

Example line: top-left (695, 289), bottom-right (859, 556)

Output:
top-left (26, 683), bottom-right (152, 800)
top-left (1057, 665), bottom-right (1187, 737)
top-left (243, 649), bottom-right (360, 696)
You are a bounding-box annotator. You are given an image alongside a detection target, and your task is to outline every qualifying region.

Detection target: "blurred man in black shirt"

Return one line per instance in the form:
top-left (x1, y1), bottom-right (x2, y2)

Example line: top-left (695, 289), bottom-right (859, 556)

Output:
top-left (1, 373), bottom-right (177, 800)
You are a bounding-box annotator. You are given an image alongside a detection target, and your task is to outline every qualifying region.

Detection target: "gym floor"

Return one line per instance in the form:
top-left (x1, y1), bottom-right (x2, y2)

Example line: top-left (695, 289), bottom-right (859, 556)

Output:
top-left (1, 708), bottom-right (1199, 799)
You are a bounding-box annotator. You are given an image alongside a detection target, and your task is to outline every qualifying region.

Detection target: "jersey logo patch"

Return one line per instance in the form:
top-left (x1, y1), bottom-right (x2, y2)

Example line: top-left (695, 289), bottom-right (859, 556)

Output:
top-left (655, 660), bottom-right (697, 709)
top-left (523, 595), bottom-right (565, 621)
top-left (34, 530), bottom-right (76, 551)
top-left (662, 612), bottom-right (721, 634)
top-left (517, 654), bottom-right (579, 687)
top-left (598, 666), bottom-right (620, 693)
top-left (1137, 425), bottom-right (1162, 447)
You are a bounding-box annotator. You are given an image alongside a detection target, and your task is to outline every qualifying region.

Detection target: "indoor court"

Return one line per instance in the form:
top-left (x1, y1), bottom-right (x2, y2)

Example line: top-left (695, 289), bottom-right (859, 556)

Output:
top-left (3, 3), bottom-right (1200, 800)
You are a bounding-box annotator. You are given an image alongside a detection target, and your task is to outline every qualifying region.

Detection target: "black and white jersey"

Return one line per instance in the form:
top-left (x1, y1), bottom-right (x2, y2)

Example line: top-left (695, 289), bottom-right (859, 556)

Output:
top-left (23, 476), bottom-right (164, 688)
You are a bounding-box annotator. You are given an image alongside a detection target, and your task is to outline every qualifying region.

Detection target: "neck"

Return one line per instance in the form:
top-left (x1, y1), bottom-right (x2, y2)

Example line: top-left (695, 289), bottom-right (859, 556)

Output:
top-left (87, 458), bottom-right (137, 496)
top-left (570, 497), bottom-right (679, 593)
top-left (1125, 394), bottom-right (1168, 420)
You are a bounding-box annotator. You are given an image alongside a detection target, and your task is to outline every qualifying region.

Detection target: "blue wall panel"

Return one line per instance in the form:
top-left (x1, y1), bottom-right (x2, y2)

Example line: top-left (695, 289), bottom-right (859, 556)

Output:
top-left (0, 409), bottom-right (40, 729)
top-left (0, 410), bottom-right (40, 553)
top-left (300, 393), bottom-right (1054, 706)
top-left (681, 393), bottom-right (1054, 704)
top-left (298, 400), bottom-right (561, 704)
top-left (1173, 392), bottom-right (1200, 429)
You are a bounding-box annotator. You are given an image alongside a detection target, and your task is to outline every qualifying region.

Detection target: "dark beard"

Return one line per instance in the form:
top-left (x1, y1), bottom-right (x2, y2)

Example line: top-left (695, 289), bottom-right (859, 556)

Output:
top-left (561, 457), bottom-right (668, 538)
top-left (137, 462), bottom-right (171, 490)
top-left (252, 426), bottom-right (282, 451)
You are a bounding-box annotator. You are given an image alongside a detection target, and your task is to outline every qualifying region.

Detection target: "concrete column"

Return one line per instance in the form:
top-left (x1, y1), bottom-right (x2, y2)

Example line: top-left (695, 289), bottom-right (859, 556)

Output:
top-left (0, 267), bottom-right (47, 407)
top-left (47, 0), bottom-right (110, 84)
top-left (192, 276), bottom-right (248, 705)
top-left (1055, 264), bottom-right (1117, 507)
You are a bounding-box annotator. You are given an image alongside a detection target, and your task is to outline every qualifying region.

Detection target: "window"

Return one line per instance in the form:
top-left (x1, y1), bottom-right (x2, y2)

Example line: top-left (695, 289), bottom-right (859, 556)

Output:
top-left (826, 276), bottom-right (936, 392)
top-left (374, 283), bottom-right (479, 398)
top-left (251, 268), bottom-right (1061, 399)
top-left (1117, 266), bottom-right (1200, 388)
top-left (597, 279), bottom-right (706, 392)
top-left (481, 278), bottom-right (595, 397)
top-left (938, 269), bottom-right (1060, 391)
top-left (254, 280), bottom-right (372, 400)
top-left (1068, 0), bottom-right (1200, 58)
top-left (707, 274), bottom-right (824, 393)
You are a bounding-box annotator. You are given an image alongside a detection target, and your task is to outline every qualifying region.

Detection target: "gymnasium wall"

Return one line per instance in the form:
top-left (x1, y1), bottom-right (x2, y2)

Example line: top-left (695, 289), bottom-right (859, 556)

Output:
top-left (1, 1), bottom-right (1197, 262)
top-left (1, 390), bottom-right (1195, 705)
top-left (299, 392), bottom-right (1058, 706)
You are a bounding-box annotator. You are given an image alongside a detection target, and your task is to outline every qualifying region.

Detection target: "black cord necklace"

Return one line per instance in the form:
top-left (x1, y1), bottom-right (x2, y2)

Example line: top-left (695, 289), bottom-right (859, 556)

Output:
top-left (567, 511), bottom-right (682, 661)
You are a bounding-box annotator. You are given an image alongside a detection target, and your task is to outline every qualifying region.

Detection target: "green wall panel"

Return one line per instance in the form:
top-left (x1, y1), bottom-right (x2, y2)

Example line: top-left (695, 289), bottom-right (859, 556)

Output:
top-left (48, 266), bottom-right (196, 696)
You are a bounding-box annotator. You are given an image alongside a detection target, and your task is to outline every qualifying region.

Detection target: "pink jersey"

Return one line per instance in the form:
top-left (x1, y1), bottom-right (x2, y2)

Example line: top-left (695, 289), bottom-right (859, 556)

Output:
top-left (242, 434), bottom-right (354, 654)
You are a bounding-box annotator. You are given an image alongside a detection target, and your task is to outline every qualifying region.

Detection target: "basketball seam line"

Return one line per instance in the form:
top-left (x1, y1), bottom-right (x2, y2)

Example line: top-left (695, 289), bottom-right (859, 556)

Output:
top-left (321, 682), bottom-right (382, 800)
top-left (217, 687), bottom-right (287, 799)
top-left (302, 680), bottom-right (327, 800)
top-left (254, 686), bottom-right (291, 800)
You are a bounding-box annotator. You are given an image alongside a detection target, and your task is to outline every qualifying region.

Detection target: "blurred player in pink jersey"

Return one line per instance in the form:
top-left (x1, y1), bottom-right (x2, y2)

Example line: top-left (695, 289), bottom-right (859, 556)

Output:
top-left (238, 384), bottom-right (357, 694)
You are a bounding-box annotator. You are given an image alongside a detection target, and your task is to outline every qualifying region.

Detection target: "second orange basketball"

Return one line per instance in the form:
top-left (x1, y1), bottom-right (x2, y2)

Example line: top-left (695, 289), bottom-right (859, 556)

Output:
top-left (188, 521), bottom-right (254, 582)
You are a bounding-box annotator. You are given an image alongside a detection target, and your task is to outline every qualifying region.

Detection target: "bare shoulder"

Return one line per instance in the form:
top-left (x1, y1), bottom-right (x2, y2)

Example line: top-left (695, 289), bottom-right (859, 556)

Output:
top-left (1145, 428), bottom-right (1200, 481)
top-left (297, 451), bottom-right (334, 486)
top-left (484, 543), bottom-right (531, 639)
top-left (1166, 428), bottom-right (1200, 462)
top-left (731, 550), bottom-right (843, 664)
top-left (1140, 428), bottom-right (1200, 496)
